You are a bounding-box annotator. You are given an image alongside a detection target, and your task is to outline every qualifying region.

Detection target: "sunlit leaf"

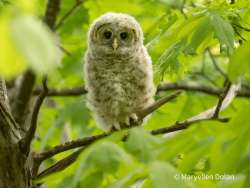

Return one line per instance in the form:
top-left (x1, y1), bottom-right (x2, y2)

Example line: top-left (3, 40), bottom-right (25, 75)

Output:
top-left (124, 127), bottom-right (161, 163)
top-left (11, 16), bottom-right (61, 74)
top-left (228, 41), bottom-right (250, 81)
top-left (209, 11), bottom-right (235, 54)
top-left (0, 17), bottom-right (26, 78)
top-left (149, 161), bottom-right (190, 188)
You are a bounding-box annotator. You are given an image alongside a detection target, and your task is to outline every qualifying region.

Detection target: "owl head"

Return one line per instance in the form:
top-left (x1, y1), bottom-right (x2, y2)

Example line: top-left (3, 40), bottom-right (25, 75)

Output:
top-left (88, 12), bottom-right (144, 56)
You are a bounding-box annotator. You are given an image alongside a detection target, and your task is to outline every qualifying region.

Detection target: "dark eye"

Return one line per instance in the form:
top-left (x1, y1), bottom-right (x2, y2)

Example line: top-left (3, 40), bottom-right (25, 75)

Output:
top-left (120, 32), bottom-right (128, 40)
top-left (103, 31), bottom-right (112, 39)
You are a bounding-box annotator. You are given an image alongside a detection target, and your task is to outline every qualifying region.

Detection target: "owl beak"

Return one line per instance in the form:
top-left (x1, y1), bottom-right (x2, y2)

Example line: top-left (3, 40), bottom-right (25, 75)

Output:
top-left (112, 38), bottom-right (118, 51)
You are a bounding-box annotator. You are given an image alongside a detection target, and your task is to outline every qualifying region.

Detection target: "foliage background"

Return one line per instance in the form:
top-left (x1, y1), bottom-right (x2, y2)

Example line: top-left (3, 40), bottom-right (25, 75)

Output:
top-left (0, 0), bottom-right (250, 187)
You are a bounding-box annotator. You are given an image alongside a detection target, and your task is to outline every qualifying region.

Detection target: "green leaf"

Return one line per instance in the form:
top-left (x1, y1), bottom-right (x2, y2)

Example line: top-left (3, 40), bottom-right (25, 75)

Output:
top-left (219, 127), bottom-right (250, 173)
top-left (80, 171), bottom-right (103, 188)
top-left (86, 142), bottom-right (129, 173)
top-left (11, 16), bottom-right (60, 74)
top-left (228, 41), bottom-right (250, 81)
top-left (149, 161), bottom-right (190, 188)
top-left (218, 175), bottom-right (245, 188)
top-left (124, 127), bottom-right (161, 163)
top-left (162, 0), bottom-right (185, 9)
top-left (209, 11), bottom-right (235, 54)
top-left (108, 168), bottom-right (146, 188)
top-left (0, 17), bottom-right (26, 78)
top-left (184, 17), bottom-right (213, 55)
top-left (178, 138), bottom-right (213, 173)
top-left (156, 39), bottom-right (186, 77)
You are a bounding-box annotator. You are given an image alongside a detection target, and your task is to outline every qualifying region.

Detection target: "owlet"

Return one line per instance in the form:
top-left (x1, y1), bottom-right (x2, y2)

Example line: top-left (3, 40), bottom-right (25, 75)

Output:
top-left (84, 12), bottom-right (155, 131)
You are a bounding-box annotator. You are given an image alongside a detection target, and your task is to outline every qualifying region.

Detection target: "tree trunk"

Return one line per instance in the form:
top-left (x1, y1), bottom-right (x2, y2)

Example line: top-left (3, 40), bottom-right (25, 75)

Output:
top-left (0, 1), bottom-right (61, 187)
top-left (0, 143), bottom-right (31, 188)
top-left (0, 78), bottom-right (32, 188)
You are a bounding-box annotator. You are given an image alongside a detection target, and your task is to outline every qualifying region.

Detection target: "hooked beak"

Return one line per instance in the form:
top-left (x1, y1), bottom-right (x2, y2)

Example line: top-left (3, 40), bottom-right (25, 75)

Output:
top-left (112, 38), bottom-right (118, 51)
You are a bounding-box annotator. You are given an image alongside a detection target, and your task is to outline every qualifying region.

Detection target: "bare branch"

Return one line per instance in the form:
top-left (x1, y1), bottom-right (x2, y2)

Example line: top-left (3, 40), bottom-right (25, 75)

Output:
top-left (11, 70), bottom-right (36, 127)
top-left (33, 86), bottom-right (87, 97)
top-left (59, 45), bottom-right (72, 56)
top-left (20, 78), bottom-right (48, 155)
top-left (157, 82), bottom-right (250, 98)
top-left (152, 83), bottom-right (240, 135)
top-left (137, 90), bottom-right (182, 119)
top-left (35, 133), bottom-right (107, 162)
top-left (34, 148), bottom-right (84, 180)
top-left (55, 0), bottom-right (84, 30)
top-left (213, 81), bottom-right (231, 118)
top-left (35, 91), bottom-right (182, 162)
top-left (44, 0), bottom-right (61, 30)
top-left (32, 81), bottom-right (250, 99)
top-left (233, 23), bottom-right (250, 32)
top-left (207, 48), bottom-right (228, 80)
top-left (0, 78), bottom-right (20, 141)
top-left (33, 83), bottom-right (240, 171)
top-left (151, 118), bottom-right (229, 135)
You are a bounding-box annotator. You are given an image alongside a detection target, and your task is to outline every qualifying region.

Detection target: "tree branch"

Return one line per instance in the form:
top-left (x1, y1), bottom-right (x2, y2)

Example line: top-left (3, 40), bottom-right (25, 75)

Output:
top-left (213, 81), bottom-right (231, 118)
top-left (152, 83), bottom-right (240, 135)
top-left (11, 70), bottom-right (36, 127)
top-left (20, 78), bottom-right (48, 155)
top-left (0, 78), bottom-right (20, 141)
top-left (33, 86), bottom-right (87, 97)
top-left (33, 83), bottom-right (240, 177)
top-left (233, 23), bottom-right (250, 32)
top-left (34, 148), bottom-right (84, 180)
top-left (206, 48), bottom-right (228, 80)
top-left (55, 0), bottom-right (84, 30)
top-left (34, 91), bottom-right (182, 162)
top-left (157, 82), bottom-right (250, 98)
top-left (44, 0), bottom-right (61, 30)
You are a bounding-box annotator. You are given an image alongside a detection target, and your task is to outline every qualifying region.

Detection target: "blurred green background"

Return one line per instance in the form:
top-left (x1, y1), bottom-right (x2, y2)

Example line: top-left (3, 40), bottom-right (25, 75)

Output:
top-left (0, 0), bottom-right (250, 187)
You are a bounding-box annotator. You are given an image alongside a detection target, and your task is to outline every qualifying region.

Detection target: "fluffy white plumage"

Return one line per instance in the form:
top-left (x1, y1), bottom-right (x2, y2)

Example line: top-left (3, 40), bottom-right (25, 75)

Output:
top-left (84, 12), bottom-right (155, 131)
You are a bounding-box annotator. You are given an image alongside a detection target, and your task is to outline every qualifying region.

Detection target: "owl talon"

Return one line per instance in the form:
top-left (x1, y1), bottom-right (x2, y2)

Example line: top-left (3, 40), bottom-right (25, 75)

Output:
top-left (113, 122), bottom-right (121, 131)
top-left (124, 116), bottom-right (130, 126)
top-left (130, 113), bottom-right (138, 123)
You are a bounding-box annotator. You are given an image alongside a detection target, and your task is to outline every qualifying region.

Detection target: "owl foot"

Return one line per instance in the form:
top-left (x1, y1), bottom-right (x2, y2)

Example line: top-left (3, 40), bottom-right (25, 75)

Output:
top-left (113, 122), bottom-right (121, 131)
top-left (109, 113), bottom-right (140, 132)
top-left (122, 113), bottom-right (139, 128)
top-left (130, 113), bottom-right (138, 123)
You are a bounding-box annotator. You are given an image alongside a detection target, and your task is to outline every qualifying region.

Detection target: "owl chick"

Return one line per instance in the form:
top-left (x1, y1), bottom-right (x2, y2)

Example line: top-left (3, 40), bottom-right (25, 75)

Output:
top-left (84, 12), bottom-right (155, 131)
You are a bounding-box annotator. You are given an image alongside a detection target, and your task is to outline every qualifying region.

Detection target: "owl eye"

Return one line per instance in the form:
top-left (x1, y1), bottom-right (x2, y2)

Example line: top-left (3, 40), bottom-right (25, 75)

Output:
top-left (103, 31), bottom-right (112, 39)
top-left (120, 32), bottom-right (128, 40)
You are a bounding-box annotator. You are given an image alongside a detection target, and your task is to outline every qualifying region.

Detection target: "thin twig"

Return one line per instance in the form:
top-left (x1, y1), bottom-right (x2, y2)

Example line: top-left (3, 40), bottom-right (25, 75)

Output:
top-left (157, 82), bottom-right (250, 98)
top-left (207, 48), bottom-right (228, 80)
top-left (213, 81), bottom-right (231, 118)
top-left (233, 23), bottom-right (250, 32)
top-left (35, 91), bottom-right (182, 162)
top-left (20, 77), bottom-right (48, 155)
top-left (55, 0), bottom-right (84, 30)
top-left (189, 71), bottom-right (218, 87)
top-left (59, 45), bottom-right (72, 56)
top-left (154, 83), bottom-right (240, 134)
top-left (151, 118), bottom-right (229, 135)
top-left (234, 28), bottom-right (247, 41)
top-left (137, 90), bottom-right (182, 119)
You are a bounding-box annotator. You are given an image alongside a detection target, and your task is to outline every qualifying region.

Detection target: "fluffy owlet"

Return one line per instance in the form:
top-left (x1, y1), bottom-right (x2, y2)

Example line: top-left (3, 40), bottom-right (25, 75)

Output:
top-left (84, 12), bottom-right (155, 131)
